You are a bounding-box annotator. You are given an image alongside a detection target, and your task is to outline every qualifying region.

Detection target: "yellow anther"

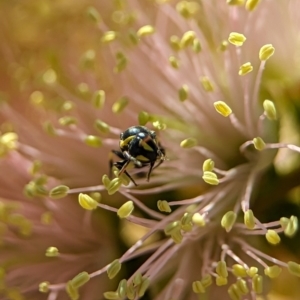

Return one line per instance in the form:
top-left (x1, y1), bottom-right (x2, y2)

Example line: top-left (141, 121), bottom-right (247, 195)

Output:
top-left (30, 91), bottom-right (44, 106)
top-left (180, 31), bottom-right (196, 48)
top-left (253, 137), bottom-right (266, 151)
top-left (192, 281), bottom-right (205, 293)
top-left (39, 282), bottom-right (50, 293)
top-left (112, 96), bottom-right (129, 113)
top-left (137, 25), bottom-right (155, 37)
top-left (45, 246), bottom-right (59, 257)
top-left (157, 200), bottom-right (171, 213)
top-left (164, 221), bottom-right (181, 236)
top-left (227, 0), bottom-right (245, 5)
top-left (92, 90), bottom-right (105, 109)
top-left (71, 272), bottom-right (90, 289)
top-left (178, 84), bottom-right (189, 101)
top-left (239, 62), bottom-right (253, 75)
top-left (245, 0), bottom-right (261, 11)
top-left (84, 135), bottom-right (102, 148)
top-left (219, 40), bottom-right (229, 51)
top-left (66, 281), bottom-right (79, 300)
top-left (216, 261), bottom-right (228, 278)
top-left (170, 35), bottom-right (181, 51)
top-left (200, 76), bottom-right (214, 92)
top-left (49, 185), bottom-right (69, 199)
top-left (228, 32), bottom-right (246, 46)
top-left (103, 291), bottom-right (119, 299)
top-left (114, 52), bottom-right (128, 73)
top-left (202, 158), bottom-right (214, 172)
top-left (263, 99), bottom-right (277, 120)
top-left (252, 274), bottom-right (263, 294)
top-left (176, 1), bottom-right (200, 19)
top-left (201, 275), bottom-right (212, 288)
top-left (232, 264), bottom-right (247, 277)
top-left (94, 120), bottom-right (110, 134)
top-left (137, 277), bottom-right (150, 297)
top-left (58, 116), bottom-right (77, 126)
top-left (265, 229), bottom-right (281, 245)
top-left (259, 44), bottom-right (275, 61)
top-left (78, 193), bottom-right (98, 210)
top-left (101, 31), bottom-right (118, 43)
top-left (236, 278), bottom-right (249, 294)
top-left (180, 138), bottom-right (197, 148)
top-left (138, 111), bottom-right (150, 126)
top-left (202, 171), bottom-right (219, 185)
top-left (102, 174), bottom-right (111, 189)
top-left (117, 279), bottom-right (127, 298)
top-left (86, 6), bottom-right (101, 23)
top-left (214, 101), bottom-right (232, 117)
top-left (171, 230), bottom-right (183, 244)
top-left (107, 259), bottom-right (122, 279)
top-left (216, 276), bottom-right (227, 286)
top-left (117, 201), bottom-right (134, 218)
top-left (221, 211), bottom-right (237, 232)
top-left (246, 267), bottom-right (258, 277)
top-left (192, 213), bottom-right (206, 227)
top-left (264, 265), bottom-right (282, 278)
top-left (192, 39), bottom-right (202, 53)
top-left (169, 56), bottom-right (180, 69)
top-left (287, 261), bottom-right (300, 277)
top-left (244, 209), bottom-right (255, 229)
top-left (284, 215), bottom-right (298, 237)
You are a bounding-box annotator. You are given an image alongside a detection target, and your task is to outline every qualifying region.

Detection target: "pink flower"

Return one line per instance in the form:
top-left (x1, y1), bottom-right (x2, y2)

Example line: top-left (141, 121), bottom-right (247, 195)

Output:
top-left (1, 0), bottom-right (300, 299)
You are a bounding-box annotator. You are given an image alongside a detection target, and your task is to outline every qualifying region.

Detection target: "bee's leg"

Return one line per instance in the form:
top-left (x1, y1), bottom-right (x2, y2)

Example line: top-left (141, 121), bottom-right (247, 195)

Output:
top-left (124, 170), bottom-right (138, 186)
top-left (147, 161), bottom-right (155, 182)
top-left (122, 151), bottom-right (142, 167)
top-left (109, 150), bottom-right (124, 179)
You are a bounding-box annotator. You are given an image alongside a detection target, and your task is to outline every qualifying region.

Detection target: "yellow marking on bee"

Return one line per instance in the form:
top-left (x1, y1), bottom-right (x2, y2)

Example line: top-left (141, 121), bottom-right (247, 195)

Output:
top-left (136, 155), bottom-right (150, 162)
top-left (139, 140), bottom-right (154, 151)
top-left (120, 135), bottom-right (135, 149)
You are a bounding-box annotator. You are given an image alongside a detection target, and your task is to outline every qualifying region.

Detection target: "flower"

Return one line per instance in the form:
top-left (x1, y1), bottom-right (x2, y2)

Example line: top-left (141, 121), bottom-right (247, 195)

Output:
top-left (1, 0), bottom-right (300, 300)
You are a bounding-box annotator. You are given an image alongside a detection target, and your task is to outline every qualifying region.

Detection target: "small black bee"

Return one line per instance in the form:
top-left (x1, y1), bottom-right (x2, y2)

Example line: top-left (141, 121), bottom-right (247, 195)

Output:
top-left (109, 126), bottom-right (165, 186)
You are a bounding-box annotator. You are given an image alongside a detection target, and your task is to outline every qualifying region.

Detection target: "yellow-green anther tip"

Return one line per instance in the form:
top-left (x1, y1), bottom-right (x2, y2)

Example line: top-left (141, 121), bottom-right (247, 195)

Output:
top-left (239, 62), bottom-right (253, 75)
top-left (164, 221), bottom-right (181, 236)
top-left (253, 137), bottom-right (266, 151)
top-left (102, 174), bottom-right (111, 189)
top-left (39, 282), bottom-right (50, 293)
top-left (192, 281), bottom-right (205, 294)
top-left (247, 267), bottom-right (258, 277)
top-left (78, 193), bottom-right (98, 210)
top-left (228, 32), bottom-right (246, 46)
top-left (259, 44), bottom-right (275, 61)
top-left (200, 76), bottom-right (214, 92)
top-left (103, 291), bottom-right (119, 299)
top-left (107, 259), bottom-right (122, 279)
top-left (180, 137), bottom-right (197, 148)
top-left (284, 216), bottom-right (298, 237)
top-left (216, 261), bottom-right (228, 278)
top-left (133, 272), bottom-right (142, 286)
top-left (287, 261), bottom-right (300, 277)
top-left (265, 229), bottom-right (281, 245)
top-left (107, 178), bottom-right (122, 195)
top-left (178, 84), bottom-right (189, 101)
top-left (92, 90), bottom-right (105, 109)
top-left (244, 209), bottom-right (256, 229)
top-left (221, 211), bottom-right (237, 232)
top-left (252, 274), bottom-right (263, 294)
top-left (49, 185), bottom-right (69, 199)
top-left (214, 101), bottom-right (232, 117)
top-left (94, 120), bottom-right (110, 134)
top-left (263, 99), bottom-right (277, 120)
top-left (138, 111), bottom-right (150, 126)
top-left (84, 135), bottom-right (102, 148)
top-left (45, 246), bottom-right (59, 257)
top-left (227, 0), bottom-right (245, 5)
top-left (101, 31), bottom-right (117, 43)
top-left (137, 25), bottom-right (155, 37)
top-left (236, 278), bottom-right (249, 294)
top-left (112, 97), bottom-right (129, 113)
top-left (157, 200), bottom-right (171, 213)
top-left (169, 56), bottom-right (180, 69)
top-left (264, 265), bottom-right (282, 278)
top-left (66, 281), bottom-right (79, 300)
top-left (180, 31), bottom-right (196, 48)
top-left (232, 264), bottom-right (247, 277)
top-left (201, 275), bottom-right (212, 288)
top-left (246, 0), bottom-right (261, 11)
top-left (176, 1), bottom-right (200, 19)
top-left (71, 272), bottom-right (90, 288)
top-left (137, 277), bottom-right (150, 297)
top-left (86, 6), bottom-right (101, 23)
top-left (117, 201), bottom-right (134, 218)
top-left (216, 276), bottom-right (228, 286)
top-left (202, 171), bottom-right (219, 185)
top-left (202, 158), bottom-right (214, 172)
top-left (192, 213), bottom-right (206, 227)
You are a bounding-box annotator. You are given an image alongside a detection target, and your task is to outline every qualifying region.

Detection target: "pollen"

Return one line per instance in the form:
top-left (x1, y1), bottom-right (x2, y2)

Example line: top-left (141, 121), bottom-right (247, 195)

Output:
top-left (228, 32), bottom-right (246, 46)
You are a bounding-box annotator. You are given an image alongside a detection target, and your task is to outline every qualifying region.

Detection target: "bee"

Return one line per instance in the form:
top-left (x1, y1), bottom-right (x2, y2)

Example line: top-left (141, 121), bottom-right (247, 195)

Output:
top-left (109, 126), bottom-right (165, 186)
